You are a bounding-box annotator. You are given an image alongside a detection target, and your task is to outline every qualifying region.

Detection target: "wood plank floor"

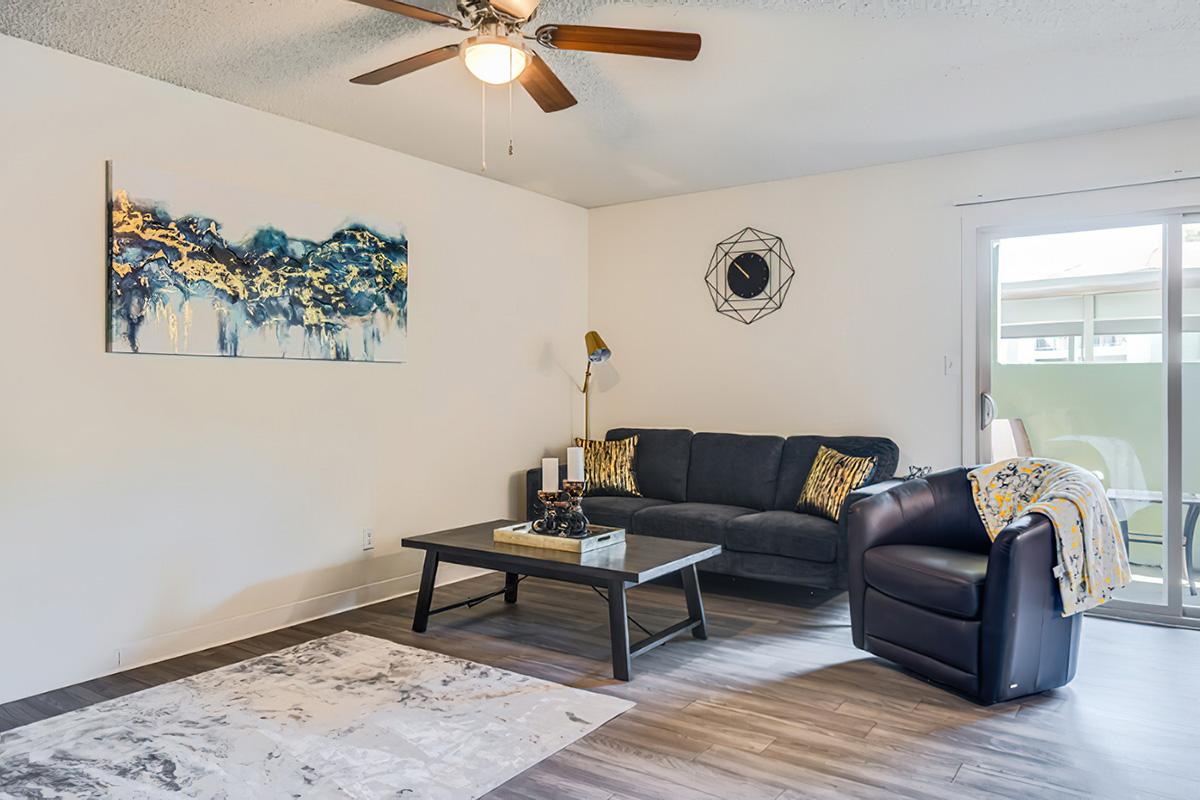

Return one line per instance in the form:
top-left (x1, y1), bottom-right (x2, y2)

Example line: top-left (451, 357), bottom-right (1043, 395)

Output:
top-left (3, 573), bottom-right (1199, 799)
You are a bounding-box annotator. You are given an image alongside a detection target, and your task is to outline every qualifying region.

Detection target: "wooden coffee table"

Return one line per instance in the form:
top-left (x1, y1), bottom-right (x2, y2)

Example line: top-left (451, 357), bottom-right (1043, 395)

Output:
top-left (402, 519), bottom-right (722, 681)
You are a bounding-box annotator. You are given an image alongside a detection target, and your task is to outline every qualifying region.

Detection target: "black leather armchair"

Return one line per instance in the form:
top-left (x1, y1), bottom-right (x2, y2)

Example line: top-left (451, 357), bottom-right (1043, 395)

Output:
top-left (847, 467), bottom-right (1082, 705)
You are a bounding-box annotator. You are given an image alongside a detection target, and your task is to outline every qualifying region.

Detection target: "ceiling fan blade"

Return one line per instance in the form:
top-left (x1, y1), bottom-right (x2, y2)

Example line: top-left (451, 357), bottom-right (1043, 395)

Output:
top-left (491, 0), bottom-right (540, 19)
top-left (346, 0), bottom-right (463, 28)
top-left (535, 24), bottom-right (701, 61)
top-left (517, 52), bottom-right (577, 113)
top-left (350, 44), bottom-right (460, 85)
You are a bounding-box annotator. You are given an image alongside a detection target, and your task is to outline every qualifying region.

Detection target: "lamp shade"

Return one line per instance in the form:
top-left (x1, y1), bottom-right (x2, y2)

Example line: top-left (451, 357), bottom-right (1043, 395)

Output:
top-left (585, 330), bottom-right (610, 363)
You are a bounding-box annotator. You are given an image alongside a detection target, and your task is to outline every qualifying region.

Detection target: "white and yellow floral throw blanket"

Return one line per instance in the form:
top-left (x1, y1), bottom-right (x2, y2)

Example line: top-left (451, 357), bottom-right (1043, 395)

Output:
top-left (969, 458), bottom-right (1131, 616)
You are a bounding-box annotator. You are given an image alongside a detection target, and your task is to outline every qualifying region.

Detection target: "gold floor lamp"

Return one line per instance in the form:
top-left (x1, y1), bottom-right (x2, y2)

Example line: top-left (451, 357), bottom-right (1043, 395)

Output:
top-left (582, 330), bottom-right (611, 442)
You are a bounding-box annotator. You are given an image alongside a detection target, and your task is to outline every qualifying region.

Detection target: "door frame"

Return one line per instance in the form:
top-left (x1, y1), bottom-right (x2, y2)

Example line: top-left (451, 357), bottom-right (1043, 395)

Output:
top-left (965, 202), bottom-right (1199, 625)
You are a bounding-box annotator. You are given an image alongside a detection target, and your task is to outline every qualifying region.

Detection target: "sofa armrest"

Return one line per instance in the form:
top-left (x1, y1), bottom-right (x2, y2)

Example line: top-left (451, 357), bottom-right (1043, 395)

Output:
top-left (978, 512), bottom-right (1082, 703)
top-left (524, 464), bottom-right (570, 521)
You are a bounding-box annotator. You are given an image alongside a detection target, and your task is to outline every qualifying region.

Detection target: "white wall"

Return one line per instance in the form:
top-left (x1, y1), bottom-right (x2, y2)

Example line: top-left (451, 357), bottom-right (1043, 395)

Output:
top-left (587, 117), bottom-right (1200, 473)
top-left (0, 36), bottom-right (588, 705)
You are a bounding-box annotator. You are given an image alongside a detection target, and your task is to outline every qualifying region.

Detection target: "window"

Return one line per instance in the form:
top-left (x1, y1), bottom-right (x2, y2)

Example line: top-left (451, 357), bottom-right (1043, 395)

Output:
top-left (996, 225), bottom-right (1164, 365)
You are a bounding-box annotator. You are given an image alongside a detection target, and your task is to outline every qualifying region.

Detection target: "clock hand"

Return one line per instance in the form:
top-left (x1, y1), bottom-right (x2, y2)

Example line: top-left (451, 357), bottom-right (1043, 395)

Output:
top-left (736, 264), bottom-right (750, 279)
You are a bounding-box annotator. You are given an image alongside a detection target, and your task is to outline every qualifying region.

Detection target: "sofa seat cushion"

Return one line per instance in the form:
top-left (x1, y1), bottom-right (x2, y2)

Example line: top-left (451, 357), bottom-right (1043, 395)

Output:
top-left (725, 511), bottom-right (840, 563)
top-left (631, 502), bottom-right (756, 545)
top-left (581, 496), bottom-right (673, 531)
top-left (864, 545), bottom-right (988, 619)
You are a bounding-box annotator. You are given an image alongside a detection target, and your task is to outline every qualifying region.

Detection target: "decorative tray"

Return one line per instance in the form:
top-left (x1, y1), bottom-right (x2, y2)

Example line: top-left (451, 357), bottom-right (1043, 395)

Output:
top-left (494, 522), bottom-right (626, 553)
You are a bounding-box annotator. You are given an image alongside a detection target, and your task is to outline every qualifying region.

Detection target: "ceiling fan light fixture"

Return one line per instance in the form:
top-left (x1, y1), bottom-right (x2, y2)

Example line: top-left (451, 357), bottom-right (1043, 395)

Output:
top-left (461, 34), bottom-right (530, 85)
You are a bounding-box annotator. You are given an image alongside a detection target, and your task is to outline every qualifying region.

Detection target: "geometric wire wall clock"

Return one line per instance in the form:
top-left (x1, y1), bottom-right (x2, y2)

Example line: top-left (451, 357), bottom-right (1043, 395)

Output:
top-left (705, 227), bottom-right (794, 325)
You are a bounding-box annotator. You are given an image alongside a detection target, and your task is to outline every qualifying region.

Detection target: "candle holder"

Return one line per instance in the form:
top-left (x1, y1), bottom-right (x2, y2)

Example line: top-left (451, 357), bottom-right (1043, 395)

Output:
top-left (561, 480), bottom-right (589, 538)
top-left (533, 490), bottom-right (563, 535)
top-left (532, 484), bottom-right (590, 538)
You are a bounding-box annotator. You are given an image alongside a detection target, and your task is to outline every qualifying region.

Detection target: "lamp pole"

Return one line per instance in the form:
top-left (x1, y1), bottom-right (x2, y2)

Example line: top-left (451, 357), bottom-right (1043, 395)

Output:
top-left (582, 361), bottom-right (593, 441)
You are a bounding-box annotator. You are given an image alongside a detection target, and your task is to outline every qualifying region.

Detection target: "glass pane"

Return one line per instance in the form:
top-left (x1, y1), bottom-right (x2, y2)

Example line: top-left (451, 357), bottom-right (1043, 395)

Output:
top-left (1183, 220), bottom-right (1200, 608)
top-left (992, 224), bottom-right (1166, 605)
top-left (998, 336), bottom-right (1082, 364)
top-left (1091, 333), bottom-right (1162, 363)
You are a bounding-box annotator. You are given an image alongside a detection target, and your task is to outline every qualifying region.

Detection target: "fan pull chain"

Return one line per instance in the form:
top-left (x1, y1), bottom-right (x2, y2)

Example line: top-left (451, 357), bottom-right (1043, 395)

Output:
top-left (507, 48), bottom-right (515, 157)
top-left (480, 82), bottom-right (487, 173)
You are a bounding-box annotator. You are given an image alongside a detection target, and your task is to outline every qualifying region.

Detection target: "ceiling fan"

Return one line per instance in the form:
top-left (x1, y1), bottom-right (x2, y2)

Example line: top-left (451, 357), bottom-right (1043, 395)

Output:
top-left (346, 0), bottom-right (702, 112)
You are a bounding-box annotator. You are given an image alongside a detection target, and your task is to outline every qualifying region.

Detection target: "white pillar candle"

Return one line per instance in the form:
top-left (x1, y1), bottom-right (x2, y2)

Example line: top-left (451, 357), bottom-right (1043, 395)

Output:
top-left (567, 447), bottom-right (585, 482)
top-left (541, 458), bottom-right (559, 493)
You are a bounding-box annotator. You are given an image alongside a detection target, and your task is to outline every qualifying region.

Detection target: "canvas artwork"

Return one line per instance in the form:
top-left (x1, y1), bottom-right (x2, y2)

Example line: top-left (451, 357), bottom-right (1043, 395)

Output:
top-left (106, 163), bottom-right (408, 362)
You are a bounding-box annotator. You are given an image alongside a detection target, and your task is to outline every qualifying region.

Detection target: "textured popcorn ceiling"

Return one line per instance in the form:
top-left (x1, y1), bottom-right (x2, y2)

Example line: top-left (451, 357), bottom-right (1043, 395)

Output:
top-left (4, 1), bottom-right (1200, 206)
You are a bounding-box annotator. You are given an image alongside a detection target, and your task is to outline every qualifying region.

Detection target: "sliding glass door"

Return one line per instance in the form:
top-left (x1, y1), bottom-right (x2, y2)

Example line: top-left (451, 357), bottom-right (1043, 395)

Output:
top-left (1184, 216), bottom-right (1200, 612)
top-left (979, 211), bottom-right (1196, 623)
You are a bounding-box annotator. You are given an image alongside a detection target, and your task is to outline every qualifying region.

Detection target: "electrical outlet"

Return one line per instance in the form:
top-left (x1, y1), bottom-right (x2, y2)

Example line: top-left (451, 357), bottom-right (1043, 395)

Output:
top-left (362, 528), bottom-right (375, 551)
top-left (114, 649), bottom-right (122, 668)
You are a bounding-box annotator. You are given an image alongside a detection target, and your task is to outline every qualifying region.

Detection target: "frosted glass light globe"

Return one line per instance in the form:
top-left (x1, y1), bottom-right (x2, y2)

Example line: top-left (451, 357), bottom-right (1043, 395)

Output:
top-left (462, 36), bottom-right (529, 85)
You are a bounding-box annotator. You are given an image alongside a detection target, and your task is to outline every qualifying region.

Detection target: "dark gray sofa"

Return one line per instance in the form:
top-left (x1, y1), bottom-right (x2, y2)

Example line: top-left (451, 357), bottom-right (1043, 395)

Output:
top-left (525, 428), bottom-right (900, 589)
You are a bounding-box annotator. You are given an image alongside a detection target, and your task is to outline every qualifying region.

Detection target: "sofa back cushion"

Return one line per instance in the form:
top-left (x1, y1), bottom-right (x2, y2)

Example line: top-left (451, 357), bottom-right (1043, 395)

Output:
top-left (606, 428), bottom-right (693, 502)
top-left (686, 433), bottom-right (784, 510)
top-left (773, 435), bottom-right (900, 510)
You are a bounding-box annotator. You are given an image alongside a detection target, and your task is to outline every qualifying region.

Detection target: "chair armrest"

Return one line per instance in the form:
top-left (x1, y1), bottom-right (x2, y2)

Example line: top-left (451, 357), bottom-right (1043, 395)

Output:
top-left (845, 478), bottom-right (943, 553)
top-left (835, 480), bottom-right (905, 583)
top-left (847, 478), bottom-right (944, 647)
top-left (841, 478), bottom-right (906, 528)
top-left (524, 464), bottom-right (570, 521)
top-left (978, 512), bottom-right (1082, 703)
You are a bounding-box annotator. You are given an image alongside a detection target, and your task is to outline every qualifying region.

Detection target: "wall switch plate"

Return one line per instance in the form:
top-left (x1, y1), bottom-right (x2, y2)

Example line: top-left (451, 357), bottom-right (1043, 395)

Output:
top-left (944, 354), bottom-right (959, 376)
top-left (362, 528), bottom-right (375, 551)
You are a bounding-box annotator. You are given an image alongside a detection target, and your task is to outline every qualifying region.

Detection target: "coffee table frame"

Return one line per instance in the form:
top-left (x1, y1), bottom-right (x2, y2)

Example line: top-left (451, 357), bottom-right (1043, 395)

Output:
top-left (402, 520), bottom-right (721, 681)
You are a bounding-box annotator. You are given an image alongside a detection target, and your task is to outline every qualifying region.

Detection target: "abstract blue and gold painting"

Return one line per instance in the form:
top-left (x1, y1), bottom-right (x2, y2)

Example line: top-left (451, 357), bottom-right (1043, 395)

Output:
top-left (106, 163), bottom-right (408, 362)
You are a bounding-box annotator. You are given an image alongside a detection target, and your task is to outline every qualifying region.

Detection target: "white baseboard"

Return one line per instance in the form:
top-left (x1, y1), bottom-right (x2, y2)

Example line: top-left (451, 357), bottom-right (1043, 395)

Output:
top-left (105, 565), bottom-right (489, 686)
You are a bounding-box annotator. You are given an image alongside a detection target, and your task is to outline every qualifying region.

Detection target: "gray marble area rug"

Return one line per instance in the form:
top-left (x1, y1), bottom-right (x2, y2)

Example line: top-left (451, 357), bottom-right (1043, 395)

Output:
top-left (0, 631), bottom-right (633, 799)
